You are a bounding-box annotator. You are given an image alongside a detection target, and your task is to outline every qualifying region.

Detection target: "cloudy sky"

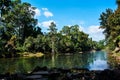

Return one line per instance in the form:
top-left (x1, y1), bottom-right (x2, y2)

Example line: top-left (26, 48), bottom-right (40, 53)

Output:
top-left (22, 0), bottom-right (116, 41)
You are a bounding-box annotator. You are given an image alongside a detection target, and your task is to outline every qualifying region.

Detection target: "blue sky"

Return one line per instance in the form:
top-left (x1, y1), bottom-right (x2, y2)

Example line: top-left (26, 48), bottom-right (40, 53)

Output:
top-left (22, 0), bottom-right (117, 41)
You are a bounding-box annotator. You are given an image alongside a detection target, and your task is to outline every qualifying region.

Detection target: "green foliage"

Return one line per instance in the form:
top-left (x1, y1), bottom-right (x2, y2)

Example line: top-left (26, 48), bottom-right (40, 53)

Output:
top-left (0, 0), bottom-right (102, 57)
top-left (99, 0), bottom-right (120, 50)
top-left (99, 8), bottom-right (113, 39)
top-left (0, 0), bottom-right (11, 16)
top-left (114, 35), bottom-right (120, 47)
top-left (47, 22), bottom-right (57, 54)
top-left (0, 0), bottom-right (43, 57)
top-left (95, 40), bottom-right (106, 50)
top-left (22, 24), bottom-right (97, 54)
top-left (1, 0), bottom-right (41, 43)
top-left (24, 36), bottom-right (35, 52)
top-left (4, 35), bottom-right (17, 57)
top-left (57, 25), bottom-right (94, 53)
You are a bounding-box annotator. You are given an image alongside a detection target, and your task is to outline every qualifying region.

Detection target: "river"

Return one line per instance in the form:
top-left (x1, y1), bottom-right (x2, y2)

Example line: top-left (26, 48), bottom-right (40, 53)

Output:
top-left (0, 51), bottom-right (110, 74)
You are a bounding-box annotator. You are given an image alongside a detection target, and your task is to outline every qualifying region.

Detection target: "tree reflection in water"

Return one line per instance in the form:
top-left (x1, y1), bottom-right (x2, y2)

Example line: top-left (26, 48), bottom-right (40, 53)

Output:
top-left (0, 51), bottom-right (109, 74)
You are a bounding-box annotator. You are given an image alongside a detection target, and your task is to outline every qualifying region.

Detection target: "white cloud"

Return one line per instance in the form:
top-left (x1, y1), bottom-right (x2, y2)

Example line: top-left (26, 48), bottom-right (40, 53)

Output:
top-left (41, 8), bottom-right (53, 18)
top-left (79, 25), bottom-right (84, 31)
top-left (41, 20), bottom-right (56, 28)
top-left (80, 25), bottom-right (104, 41)
top-left (88, 25), bottom-right (103, 34)
top-left (34, 8), bottom-right (41, 17)
top-left (37, 22), bottom-right (41, 26)
top-left (44, 11), bottom-right (53, 17)
top-left (66, 25), bottom-right (71, 27)
top-left (42, 8), bottom-right (48, 11)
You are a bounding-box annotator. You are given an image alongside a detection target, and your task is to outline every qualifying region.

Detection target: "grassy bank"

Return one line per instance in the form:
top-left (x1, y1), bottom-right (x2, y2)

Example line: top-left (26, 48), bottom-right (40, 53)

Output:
top-left (19, 52), bottom-right (44, 58)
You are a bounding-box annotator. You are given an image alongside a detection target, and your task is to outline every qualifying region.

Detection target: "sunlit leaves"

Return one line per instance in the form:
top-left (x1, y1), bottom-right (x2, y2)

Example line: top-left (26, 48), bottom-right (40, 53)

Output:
top-left (99, 0), bottom-right (120, 49)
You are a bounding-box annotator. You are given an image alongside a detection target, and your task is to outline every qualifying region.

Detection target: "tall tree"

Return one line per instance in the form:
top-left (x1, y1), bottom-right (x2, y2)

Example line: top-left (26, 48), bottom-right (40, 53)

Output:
top-left (48, 22), bottom-right (57, 55)
top-left (0, 0), bottom-right (12, 40)
top-left (61, 26), bottom-right (71, 35)
top-left (59, 25), bottom-right (92, 52)
top-left (99, 0), bottom-right (120, 49)
top-left (2, 0), bottom-right (39, 43)
top-left (0, 0), bottom-right (43, 55)
top-left (99, 8), bottom-right (113, 39)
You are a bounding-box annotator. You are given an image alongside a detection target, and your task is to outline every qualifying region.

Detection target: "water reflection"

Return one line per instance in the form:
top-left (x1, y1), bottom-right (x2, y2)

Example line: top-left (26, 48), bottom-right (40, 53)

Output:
top-left (88, 51), bottom-right (109, 70)
top-left (0, 51), bottom-right (109, 74)
top-left (89, 59), bottom-right (108, 70)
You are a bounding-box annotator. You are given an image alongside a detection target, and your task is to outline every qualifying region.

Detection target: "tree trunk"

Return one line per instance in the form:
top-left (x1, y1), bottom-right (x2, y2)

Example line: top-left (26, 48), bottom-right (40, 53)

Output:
top-left (52, 40), bottom-right (55, 55)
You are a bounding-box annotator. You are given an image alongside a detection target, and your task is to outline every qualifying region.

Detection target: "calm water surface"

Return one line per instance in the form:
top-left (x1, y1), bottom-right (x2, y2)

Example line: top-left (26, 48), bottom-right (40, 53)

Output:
top-left (0, 51), bottom-right (109, 74)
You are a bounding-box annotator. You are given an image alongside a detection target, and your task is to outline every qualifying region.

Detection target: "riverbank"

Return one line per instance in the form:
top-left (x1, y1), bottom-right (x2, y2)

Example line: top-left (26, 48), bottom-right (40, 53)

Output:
top-left (0, 52), bottom-right (44, 58)
top-left (108, 52), bottom-right (120, 68)
top-left (19, 52), bottom-right (44, 58)
top-left (0, 66), bottom-right (120, 80)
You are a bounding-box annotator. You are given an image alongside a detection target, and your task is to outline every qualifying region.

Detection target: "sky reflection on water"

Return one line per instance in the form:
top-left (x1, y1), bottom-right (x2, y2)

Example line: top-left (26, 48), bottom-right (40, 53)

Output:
top-left (0, 51), bottom-right (110, 74)
top-left (88, 51), bottom-right (109, 70)
top-left (89, 59), bottom-right (109, 70)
